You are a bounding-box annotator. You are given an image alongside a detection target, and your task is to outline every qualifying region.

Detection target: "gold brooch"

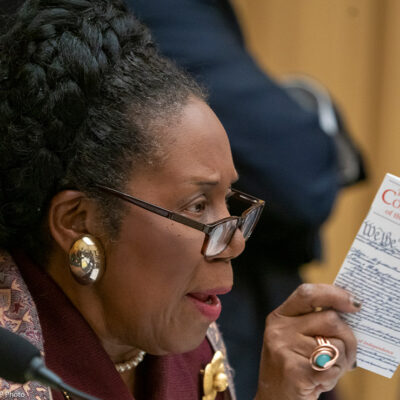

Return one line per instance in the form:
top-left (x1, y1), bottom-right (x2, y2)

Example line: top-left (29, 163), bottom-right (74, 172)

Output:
top-left (202, 351), bottom-right (229, 400)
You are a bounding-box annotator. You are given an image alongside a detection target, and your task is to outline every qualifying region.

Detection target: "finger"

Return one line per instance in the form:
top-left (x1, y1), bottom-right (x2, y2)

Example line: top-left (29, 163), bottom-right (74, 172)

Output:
top-left (326, 338), bottom-right (351, 372)
top-left (266, 309), bottom-right (358, 369)
top-left (308, 337), bottom-right (350, 373)
top-left (281, 349), bottom-right (344, 399)
top-left (276, 283), bottom-right (362, 317)
top-left (308, 344), bottom-right (351, 394)
top-left (297, 341), bottom-right (348, 392)
top-left (293, 336), bottom-right (344, 361)
top-left (299, 311), bottom-right (358, 368)
top-left (303, 311), bottom-right (358, 369)
top-left (288, 333), bottom-right (353, 373)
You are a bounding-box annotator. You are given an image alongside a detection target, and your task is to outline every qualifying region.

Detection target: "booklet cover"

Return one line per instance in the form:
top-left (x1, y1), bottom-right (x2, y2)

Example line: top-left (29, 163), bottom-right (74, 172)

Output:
top-left (334, 173), bottom-right (400, 378)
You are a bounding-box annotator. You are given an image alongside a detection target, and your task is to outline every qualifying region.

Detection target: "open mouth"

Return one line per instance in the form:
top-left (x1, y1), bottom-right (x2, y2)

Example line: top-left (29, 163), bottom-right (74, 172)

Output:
top-left (186, 289), bottom-right (230, 321)
top-left (187, 293), bottom-right (218, 305)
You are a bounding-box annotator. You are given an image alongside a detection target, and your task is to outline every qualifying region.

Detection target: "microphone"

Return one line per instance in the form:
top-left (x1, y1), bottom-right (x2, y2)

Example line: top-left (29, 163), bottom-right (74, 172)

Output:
top-left (0, 327), bottom-right (101, 400)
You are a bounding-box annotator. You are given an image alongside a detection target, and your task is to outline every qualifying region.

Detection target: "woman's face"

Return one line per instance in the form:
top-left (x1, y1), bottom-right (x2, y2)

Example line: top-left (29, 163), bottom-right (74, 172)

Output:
top-left (96, 98), bottom-right (245, 355)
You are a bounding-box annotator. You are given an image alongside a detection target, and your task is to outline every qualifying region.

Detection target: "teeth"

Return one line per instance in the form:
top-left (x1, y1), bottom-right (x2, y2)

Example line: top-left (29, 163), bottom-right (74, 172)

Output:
top-left (206, 297), bottom-right (213, 304)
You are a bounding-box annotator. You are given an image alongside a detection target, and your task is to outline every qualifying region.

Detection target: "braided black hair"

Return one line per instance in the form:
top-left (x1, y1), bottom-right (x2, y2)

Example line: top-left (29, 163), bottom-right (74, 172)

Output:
top-left (0, 0), bottom-right (205, 261)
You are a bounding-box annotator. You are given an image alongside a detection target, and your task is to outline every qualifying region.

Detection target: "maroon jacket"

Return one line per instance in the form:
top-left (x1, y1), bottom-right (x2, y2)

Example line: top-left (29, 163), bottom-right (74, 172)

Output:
top-left (13, 252), bottom-right (233, 400)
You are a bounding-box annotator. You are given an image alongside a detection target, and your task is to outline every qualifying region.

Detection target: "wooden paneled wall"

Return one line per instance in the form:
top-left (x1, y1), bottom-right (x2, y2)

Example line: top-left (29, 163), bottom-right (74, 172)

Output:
top-left (231, 1), bottom-right (400, 399)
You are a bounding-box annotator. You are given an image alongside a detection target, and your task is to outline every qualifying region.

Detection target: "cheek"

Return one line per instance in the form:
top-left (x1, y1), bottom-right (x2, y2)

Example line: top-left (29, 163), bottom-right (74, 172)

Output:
top-left (125, 218), bottom-right (203, 283)
top-left (99, 218), bottom-right (208, 353)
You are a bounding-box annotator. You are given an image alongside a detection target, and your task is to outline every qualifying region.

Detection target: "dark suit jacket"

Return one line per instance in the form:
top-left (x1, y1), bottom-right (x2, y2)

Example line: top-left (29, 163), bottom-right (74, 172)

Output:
top-left (127, 0), bottom-right (340, 268)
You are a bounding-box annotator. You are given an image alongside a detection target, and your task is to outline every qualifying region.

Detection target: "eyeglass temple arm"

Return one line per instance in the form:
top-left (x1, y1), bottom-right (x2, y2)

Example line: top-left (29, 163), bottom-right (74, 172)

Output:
top-left (168, 213), bottom-right (210, 232)
top-left (95, 185), bottom-right (209, 233)
top-left (231, 189), bottom-right (265, 205)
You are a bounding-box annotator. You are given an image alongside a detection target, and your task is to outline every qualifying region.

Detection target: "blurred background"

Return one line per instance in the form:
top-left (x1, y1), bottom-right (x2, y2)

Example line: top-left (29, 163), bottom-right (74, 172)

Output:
top-left (230, 0), bottom-right (400, 399)
top-left (1, 0), bottom-right (398, 398)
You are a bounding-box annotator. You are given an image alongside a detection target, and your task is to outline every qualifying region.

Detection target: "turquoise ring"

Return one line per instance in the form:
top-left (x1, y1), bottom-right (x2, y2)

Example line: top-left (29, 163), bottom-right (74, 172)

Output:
top-left (310, 336), bottom-right (339, 371)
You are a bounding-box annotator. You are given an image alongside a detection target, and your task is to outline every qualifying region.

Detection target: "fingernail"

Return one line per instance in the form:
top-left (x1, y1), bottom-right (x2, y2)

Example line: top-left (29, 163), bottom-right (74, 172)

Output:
top-left (350, 296), bottom-right (362, 308)
top-left (353, 299), bottom-right (362, 308)
top-left (352, 361), bottom-right (357, 369)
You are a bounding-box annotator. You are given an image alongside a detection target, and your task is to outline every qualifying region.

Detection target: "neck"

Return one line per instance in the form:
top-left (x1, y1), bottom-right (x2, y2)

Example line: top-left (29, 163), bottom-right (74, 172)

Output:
top-left (45, 251), bottom-right (143, 394)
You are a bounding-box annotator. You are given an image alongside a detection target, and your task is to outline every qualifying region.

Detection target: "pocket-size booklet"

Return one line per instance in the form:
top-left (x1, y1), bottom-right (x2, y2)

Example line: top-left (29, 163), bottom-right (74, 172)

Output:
top-left (334, 173), bottom-right (400, 378)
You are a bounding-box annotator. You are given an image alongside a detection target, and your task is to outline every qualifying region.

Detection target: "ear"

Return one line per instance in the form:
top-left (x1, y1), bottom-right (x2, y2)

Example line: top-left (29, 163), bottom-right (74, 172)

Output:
top-left (48, 190), bottom-right (99, 254)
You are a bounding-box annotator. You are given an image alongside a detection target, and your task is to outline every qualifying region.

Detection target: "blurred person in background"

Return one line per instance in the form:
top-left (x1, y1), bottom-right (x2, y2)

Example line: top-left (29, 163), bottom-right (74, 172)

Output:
top-left (126, 1), bottom-right (366, 399)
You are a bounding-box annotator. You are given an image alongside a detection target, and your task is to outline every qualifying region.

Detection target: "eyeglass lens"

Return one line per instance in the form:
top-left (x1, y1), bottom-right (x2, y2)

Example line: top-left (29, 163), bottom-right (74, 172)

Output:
top-left (205, 207), bottom-right (261, 257)
top-left (205, 219), bottom-right (238, 257)
top-left (241, 207), bottom-right (261, 238)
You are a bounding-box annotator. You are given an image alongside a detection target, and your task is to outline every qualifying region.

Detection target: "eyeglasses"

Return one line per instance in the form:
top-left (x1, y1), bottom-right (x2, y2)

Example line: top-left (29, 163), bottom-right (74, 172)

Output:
top-left (94, 184), bottom-right (265, 257)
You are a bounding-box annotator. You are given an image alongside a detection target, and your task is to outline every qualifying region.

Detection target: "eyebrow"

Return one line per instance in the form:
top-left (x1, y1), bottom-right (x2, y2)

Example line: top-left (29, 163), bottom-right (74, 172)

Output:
top-left (189, 173), bottom-right (239, 187)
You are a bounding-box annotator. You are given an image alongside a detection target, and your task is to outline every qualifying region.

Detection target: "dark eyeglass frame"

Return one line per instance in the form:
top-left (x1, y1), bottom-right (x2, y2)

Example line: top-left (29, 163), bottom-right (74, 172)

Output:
top-left (94, 184), bottom-right (265, 256)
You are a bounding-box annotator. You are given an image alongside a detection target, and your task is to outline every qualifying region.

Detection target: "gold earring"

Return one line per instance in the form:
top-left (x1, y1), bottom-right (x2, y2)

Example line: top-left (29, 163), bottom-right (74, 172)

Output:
top-left (68, 235), bottom-right (105, 285)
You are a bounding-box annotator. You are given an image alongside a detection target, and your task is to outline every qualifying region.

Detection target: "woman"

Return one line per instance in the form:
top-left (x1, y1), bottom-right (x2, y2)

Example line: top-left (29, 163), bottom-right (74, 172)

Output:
top-left (0, 0), bottom-right (360, 399)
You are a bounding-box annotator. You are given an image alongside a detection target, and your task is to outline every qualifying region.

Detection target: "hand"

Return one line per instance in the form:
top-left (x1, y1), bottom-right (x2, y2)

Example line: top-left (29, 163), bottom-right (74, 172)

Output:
top-left (254, 283), bottom-right (361, 400)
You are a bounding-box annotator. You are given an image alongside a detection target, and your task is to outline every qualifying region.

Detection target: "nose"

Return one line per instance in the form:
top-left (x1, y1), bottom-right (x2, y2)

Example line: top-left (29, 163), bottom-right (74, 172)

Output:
top-left (229, 227), bottom-right (246, 258)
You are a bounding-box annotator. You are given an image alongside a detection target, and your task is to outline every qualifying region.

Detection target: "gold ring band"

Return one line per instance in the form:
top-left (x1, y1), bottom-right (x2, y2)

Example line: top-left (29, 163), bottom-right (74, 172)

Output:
top-left (310, 336), bottom-right (339, 371)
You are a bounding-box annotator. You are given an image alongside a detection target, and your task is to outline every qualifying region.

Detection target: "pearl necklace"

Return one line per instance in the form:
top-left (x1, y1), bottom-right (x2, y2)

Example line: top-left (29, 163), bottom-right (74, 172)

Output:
top-left (115, 350), bottom-right (146, 373)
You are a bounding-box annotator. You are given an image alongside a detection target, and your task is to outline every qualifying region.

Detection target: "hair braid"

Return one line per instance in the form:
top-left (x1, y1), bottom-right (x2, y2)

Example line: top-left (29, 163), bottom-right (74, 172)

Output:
top-left (0, 0), bottom-right (204, 259)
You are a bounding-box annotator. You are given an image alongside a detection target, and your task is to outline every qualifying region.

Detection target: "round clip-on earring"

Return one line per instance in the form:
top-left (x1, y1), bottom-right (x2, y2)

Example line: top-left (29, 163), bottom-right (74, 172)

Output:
top-left (68, 235), bottom-right (105, 285)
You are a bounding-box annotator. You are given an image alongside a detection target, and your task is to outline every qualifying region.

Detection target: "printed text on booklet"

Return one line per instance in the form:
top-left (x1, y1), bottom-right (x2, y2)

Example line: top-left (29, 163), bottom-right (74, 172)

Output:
top-left (334, 173), bottom-right (400, 378)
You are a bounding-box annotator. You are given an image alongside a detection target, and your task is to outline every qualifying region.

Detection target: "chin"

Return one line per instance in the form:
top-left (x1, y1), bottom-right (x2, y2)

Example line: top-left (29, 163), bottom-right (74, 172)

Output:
top-left (155, 321), bottom-right (210, 355)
